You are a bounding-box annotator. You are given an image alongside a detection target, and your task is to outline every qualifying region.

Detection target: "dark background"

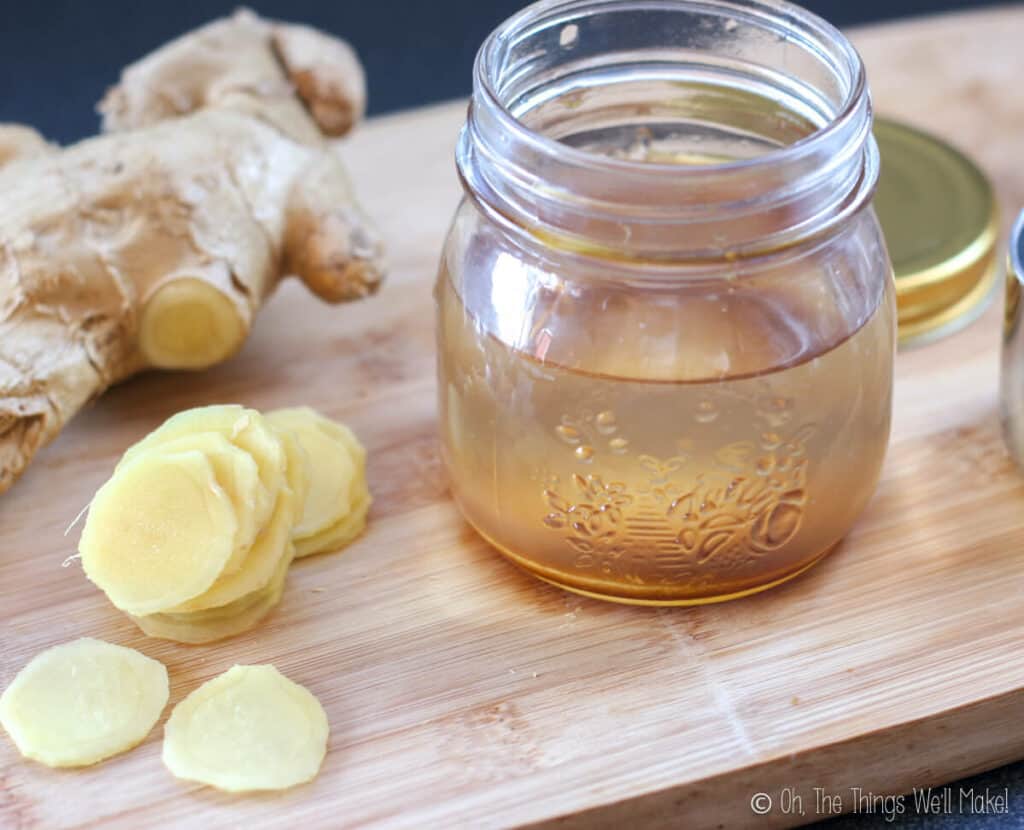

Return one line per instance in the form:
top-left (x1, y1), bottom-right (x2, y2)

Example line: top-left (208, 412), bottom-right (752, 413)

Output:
top-left (0, 0), bottom-right (1004, 143)
top-left (2, 1), bottom-right (1022, 828)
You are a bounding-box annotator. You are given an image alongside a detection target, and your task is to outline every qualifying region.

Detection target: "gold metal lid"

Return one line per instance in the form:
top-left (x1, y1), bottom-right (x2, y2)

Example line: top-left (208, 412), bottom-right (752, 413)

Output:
top-left (873, 117), bottom-right (1001, 346)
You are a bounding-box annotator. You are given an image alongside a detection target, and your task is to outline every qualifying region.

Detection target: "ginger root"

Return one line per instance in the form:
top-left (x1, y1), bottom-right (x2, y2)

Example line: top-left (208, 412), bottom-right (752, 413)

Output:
top-left (0, 10), bottom-right (384, 495)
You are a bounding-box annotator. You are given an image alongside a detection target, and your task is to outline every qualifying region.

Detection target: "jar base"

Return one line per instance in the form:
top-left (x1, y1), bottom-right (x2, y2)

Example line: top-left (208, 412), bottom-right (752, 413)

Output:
top-left (467, 518), bottom-right (840, 606)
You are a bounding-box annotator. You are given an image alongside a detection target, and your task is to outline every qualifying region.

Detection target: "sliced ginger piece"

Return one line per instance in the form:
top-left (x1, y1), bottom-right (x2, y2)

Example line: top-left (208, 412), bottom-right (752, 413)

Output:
top-left (165, 483), bottom-right (294, 613)
top-left (163, 664), bottom-right (328, 792)
top-left (0, 639), bottom-right (168, 768)
top-left (294, 480), bottom-right (371, 558)
top-left (81, 449), bottom-right (238, 615)
top-left (164, 426), bottom-right (305, 613)
top-left (267, 408), bottom-right (354, 539)
top-left (163, 415), bottom-right (308, 613)
top-left (152, 432), bottom-right (266, 575)
top-left (275, 425), bottom-right (311, 525)
top-left (266, 407), bottom-right (369, 557)
top-left (132, 549), bottom-right (291, 644)
top-left (123, 405), bottom-right (286, 539)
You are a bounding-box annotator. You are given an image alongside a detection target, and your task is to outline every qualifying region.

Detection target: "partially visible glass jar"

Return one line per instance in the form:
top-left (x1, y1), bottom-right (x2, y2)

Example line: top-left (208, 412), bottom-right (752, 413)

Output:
top-left (437, 0), bottom-right (896, 605)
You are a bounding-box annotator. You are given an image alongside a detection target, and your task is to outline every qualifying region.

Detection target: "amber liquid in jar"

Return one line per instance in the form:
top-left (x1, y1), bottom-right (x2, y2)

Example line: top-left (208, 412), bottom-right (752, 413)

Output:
top-left (442, 34), bottom-right (895, 604)
top-left (438, 258), bottom-right (895, 604)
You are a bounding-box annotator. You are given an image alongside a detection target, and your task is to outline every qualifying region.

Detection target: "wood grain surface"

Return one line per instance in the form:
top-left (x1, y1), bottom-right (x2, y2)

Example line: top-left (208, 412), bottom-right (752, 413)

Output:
top-left (3, 6), bottom-right (1024, 829)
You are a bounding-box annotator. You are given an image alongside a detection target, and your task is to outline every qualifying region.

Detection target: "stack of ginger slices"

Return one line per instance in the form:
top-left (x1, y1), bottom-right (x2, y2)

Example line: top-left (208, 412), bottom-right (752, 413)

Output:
top-left (79, 405), bottom-right (370, 643)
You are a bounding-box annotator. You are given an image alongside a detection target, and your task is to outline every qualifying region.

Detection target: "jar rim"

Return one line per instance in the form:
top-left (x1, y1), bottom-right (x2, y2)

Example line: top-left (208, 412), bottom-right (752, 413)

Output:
top-left (474, 0), bottom-right (868, 179)
top-left (461, 0), bottom-right (879, 260)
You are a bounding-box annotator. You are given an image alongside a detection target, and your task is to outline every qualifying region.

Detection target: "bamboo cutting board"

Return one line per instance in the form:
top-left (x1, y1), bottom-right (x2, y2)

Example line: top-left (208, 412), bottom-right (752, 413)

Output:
top-left (3, 7), bottom-right (1024, 829)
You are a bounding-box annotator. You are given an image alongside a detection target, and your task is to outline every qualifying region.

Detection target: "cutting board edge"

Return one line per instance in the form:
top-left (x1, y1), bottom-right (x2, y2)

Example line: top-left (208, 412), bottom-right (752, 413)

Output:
top-left (522, 686), bottom-right (1024, 829)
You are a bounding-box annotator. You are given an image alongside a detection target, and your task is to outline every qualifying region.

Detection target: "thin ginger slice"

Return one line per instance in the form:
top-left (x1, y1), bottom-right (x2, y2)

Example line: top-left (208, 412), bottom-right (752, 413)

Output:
top-left (0, 639), bottom-right (168, 768)
top-left (123, 405), bottom-right (286, 542)
top-left (165, 482), bottom-right (294, 613)
top-left (275, 425), bottom-right (312, 524)
top-left (81, 449), bottom-right (238, 615)
top-left (163, 423), bottom-right (306, 613)
top-left (267, 408), bottom-right (355, 539)
top-left (151, 432), bottom-right (267, 575)
top-left (163, 664), bottom-right (328, 792)
top-left (266, 407), bottom-right (369, 554)
top-left (131, 549), bottom-right (291, 644)
top-left (294, 480), bottom-right (371, 558)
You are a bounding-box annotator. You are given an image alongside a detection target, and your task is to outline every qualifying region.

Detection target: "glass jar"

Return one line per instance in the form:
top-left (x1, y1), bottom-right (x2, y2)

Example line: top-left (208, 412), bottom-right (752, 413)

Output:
top-left (437, 0), bottom-right (896, 605)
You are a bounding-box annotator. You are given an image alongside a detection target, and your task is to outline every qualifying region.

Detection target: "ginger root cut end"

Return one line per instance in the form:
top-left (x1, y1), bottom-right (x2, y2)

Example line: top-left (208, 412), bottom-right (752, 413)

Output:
top-left (139, 280), bottom-right (248, 370)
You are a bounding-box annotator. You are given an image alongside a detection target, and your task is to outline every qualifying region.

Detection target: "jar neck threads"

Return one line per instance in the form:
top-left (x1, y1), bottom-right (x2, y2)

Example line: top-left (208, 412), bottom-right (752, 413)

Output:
top-left (458, 0), bottom-right (878, 262)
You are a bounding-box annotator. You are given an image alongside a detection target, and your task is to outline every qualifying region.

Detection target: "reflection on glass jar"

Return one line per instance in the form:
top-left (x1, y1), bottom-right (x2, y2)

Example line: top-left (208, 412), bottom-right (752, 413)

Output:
top-left (437, 0), bottom-right (896, 605)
